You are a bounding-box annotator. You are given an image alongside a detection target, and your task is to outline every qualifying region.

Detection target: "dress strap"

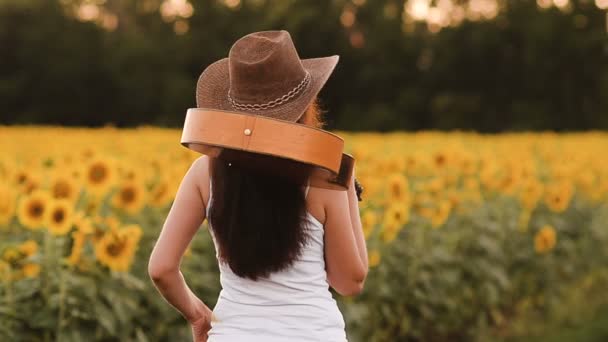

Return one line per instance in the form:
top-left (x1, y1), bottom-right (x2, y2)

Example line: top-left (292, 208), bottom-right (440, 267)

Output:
top-left (304, 178), bottom-right (310, 199)
top-left (206, 176), bottom-right (212, 213)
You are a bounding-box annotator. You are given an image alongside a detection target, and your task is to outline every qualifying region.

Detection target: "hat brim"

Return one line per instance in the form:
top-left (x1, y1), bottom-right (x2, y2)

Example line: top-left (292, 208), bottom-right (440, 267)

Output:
top-left (196, 55), bottom-right (339, 122)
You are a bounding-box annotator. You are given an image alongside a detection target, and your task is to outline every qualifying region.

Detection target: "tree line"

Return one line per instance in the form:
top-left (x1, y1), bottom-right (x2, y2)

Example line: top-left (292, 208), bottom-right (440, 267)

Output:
top-left (1, 0), bottom-right (606, 131)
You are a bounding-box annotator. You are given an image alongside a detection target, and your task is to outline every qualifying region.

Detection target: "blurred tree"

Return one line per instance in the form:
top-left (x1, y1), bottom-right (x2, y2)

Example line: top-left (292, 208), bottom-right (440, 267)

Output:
top-left (0, 0), bottom-right (607, 131)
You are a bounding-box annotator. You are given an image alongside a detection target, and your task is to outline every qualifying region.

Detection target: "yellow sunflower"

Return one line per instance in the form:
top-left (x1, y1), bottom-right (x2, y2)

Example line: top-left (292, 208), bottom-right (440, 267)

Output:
top-left (534, 225), bottom-right (557, 254)
top-left (84, 197), bottom-right (103, 216)
top-left (22, 263), bottom-right (41, 278)
top-left (111, 180), bottom-right (146, 214)
top-left (85, 158), bottom-right (116, 196)
top-left (18, 240), bottom-right (38, 257)
top-left (380, 203), bottom-right (408, 243)
top-left (0, 158), bottom-right (13, 180)
top-left (368, 249), bottom-right (381, 268)
top-left (384, 203), bottom-right (410, 227)
top-left (45, 199), bottom-right (75, 236)
top-left (94, 224), bottom-right (143, 272)
top-left (2, 247), bottom-right (19, 263)
top-left (361, 210), bottom-right (377, 239)
top-left (519, 180), bottom-right (544, 210)
top-left (149, 180), bottom-right (173, 208)
top-left (425, 177), bottom-right (445, 198)
top-left (430, 200), bottom-right (452, 229)
top-left (68, 164), bottom-right (85, 183)
top-left (463, 177), bottom-right (480, 191)
top-left (72, 211), bottom-right (94, 234)
top-left (14, 169), bottom-right (31, 187)
top-left (49, 173), bottom-right (80, 203)
top-left (380, 223), bottom-right (399, 243)
top-left (14, 168), bottom-right (42, 195)
top-left (357, 175), bottom-right (380, 200)
top-left (66, 231), bottom-right (87, 266)
top-left (0, 184), bottom-right (16, 226)
top-left (544, 181), bottom-right (573, 213)
top-left (431, 150), bottom-right (450, 170)
top-left (17, 190), bottom-right (52, 230)
top-left (386, 173), bottom-right (409, 202)
top-left (118, 163), bottom-right (151, 184)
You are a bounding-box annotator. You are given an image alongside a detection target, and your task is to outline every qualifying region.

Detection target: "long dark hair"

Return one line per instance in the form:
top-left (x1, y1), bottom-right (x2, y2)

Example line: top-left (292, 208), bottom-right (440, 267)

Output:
top-left (208, 97), bottom-right (326, 280)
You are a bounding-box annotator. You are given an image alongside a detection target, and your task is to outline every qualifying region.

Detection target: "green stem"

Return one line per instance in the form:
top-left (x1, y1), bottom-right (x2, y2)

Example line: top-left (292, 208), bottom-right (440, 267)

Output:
top-left (4, 273), bottom-right (14, 339)
top-left (55, 263), bottom-right (66, 342)
top-left (42, 230), bottom-right (52, 301)
top-left (43, 229), bottom-right (55, 340)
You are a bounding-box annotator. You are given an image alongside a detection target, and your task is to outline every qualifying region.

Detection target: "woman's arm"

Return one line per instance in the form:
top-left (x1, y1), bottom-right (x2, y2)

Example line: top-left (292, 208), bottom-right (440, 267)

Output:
top-left (323, 165), bottom-right (369, 296)
top-left (148, 156), bottom-right (211, 323)
top-left (346, 166), bottom-right (368, 271)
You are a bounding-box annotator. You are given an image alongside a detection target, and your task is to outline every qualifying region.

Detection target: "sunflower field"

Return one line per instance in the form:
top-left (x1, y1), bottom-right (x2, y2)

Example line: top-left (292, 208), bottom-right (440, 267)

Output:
top-left (1, 126), bottom-right (607, 342)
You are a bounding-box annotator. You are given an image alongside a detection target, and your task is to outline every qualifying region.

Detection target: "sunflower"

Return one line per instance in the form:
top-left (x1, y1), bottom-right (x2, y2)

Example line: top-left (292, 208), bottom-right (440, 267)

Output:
top-left (460, 154), bottom-right (479, 176)
top-left (45, 199), bottom-right (74, 236)
top-left (72, 211), bottom-right (94, 234)
top-left (17, 190), bottom-right (52, 230)
top-left (498, 171), bottom-right (521, 195)
top-left (544, 181), bottom-right (573, 213)
top-left (103, 215), bottom-right (121, 231)
top-left (149, 180), bottom-right (173, 208)
top-left (432, 150), bottom-right (449, 170)
top-left (386, 173), bottom-right (409, 202)
top-left (0, 158), bottom-right (13, 180)
top-left (368, 249), bottom-right (381, 268)
top-left (534, 225), bottom-right (557, 254)
top-left (85, 158), bottom-right (115, 195)
top-left (384, 203), bottom-right (410, 227)
top-left (84, 197), bottom-right (102, 216)
top-left (357, 175), bottom-right (380, 200)
top-left (50, 174), bottom-right (80, 203)
top-left (361, 210), bottom-right (377, 239)
top-left (0, 184), bottom-right (16, 226)
top-left (14, 169), bottom-right (31, 187)
top-left (2, 247), bottom-right (19, 263)
top-left (576, 169), bottom-right (595, 190)
top-left (111, 180), bottom-right (146, 214)
top-left (519, 180), bottom-right (544, 210)
top-left (118, 164), bottom-right (150, 183)
top-left (22, 263), bottom-right (41, 278)
top-left (445, 189), bottom-right (463, 211)
top-left (380, 223), bottom-right (399, 243)
top-left (381, 204), bottom-right (408, 243)
top-left (94, 224), bottom-right (143, 272)
top-left (66, 231), bottom-right (87, 266)
top-left (430, 200), bottom-right (452, 228)
top-left (405, 151), bottom-right (430, 177)
top-left (18, 240), bottom-right (38, 257)
top-left (425, 177), bottom-right (445, 198)
top-left (68, 164), bottom-right (85, 183)
top-left (13, 168), bottom-right (41, 195)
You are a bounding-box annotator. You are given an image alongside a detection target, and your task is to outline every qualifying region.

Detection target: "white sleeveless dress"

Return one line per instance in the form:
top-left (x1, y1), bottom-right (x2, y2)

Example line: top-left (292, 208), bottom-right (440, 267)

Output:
top-left (205, 177), bottom-right (348, 342)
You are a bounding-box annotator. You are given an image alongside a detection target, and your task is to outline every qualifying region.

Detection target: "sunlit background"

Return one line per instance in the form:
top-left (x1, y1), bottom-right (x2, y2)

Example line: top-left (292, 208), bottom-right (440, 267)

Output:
top-left (1, 1), bottom-right (608, 342)
top-left (2, 0), bottom-right (608, 130)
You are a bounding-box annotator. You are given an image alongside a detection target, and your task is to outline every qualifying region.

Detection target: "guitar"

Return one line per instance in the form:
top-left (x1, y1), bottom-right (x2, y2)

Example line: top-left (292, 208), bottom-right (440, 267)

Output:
top-left (181, 108), bottom-right (363, 200)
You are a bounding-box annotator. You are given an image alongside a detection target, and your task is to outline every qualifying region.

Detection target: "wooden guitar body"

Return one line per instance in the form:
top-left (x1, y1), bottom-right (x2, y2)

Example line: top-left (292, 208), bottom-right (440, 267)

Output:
top-left (180, 108), bottom-right (354, 190)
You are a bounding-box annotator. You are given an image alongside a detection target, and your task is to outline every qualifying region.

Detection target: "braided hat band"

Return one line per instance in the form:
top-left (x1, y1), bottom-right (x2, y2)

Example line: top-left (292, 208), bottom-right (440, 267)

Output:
top-left (227, 71), bottom-right (311, 111)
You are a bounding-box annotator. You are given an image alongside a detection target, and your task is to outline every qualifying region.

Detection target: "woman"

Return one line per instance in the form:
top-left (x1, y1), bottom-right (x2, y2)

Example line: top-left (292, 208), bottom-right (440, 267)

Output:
top-left (148, 30), bottom-right (368, 342)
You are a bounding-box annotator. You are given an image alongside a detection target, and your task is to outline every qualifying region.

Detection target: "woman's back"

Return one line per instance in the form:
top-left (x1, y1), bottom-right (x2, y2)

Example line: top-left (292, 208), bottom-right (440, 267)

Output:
top-left (205, 176), bottom-right (348, 342)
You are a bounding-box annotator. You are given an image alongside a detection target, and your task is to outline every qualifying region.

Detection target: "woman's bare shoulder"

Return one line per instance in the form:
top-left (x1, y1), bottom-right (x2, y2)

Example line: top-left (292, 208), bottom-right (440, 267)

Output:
top-left (307, 185), bottom-right (346, 226)
top-left (189, 155), bottom-right (211, 206)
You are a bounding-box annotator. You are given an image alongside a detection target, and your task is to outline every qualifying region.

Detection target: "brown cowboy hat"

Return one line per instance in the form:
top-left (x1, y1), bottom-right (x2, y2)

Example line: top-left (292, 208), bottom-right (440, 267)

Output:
top-left (196, 30), bottom-right (339, 122)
